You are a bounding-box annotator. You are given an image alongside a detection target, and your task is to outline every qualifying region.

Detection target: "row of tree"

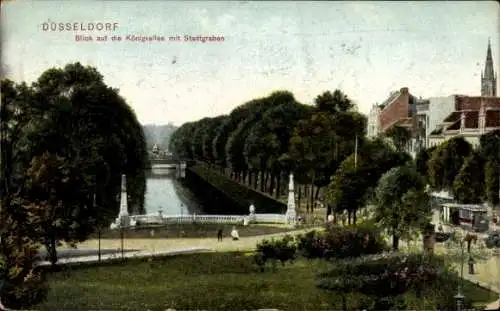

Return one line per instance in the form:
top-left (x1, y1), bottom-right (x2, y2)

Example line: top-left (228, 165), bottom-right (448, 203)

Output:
top-left (416, 132), bottom-right (500, 206)
top-left (169, 90), bottom-right (367, 211)
top-left (170, 88), bottom-right (499, 235)
top-left (0, 63), bottom-right (149, 308)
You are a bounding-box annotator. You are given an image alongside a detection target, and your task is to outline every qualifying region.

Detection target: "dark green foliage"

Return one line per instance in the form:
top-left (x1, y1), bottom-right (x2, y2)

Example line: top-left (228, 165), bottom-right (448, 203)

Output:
top-left (385, 125), bottom-right (411, 152)
top-left (297, 223), bottom-right (387, 260)
top-left (480, 130), bottom-right (500, 206)
top-left (485, 161), bottom-right (500, 206)
top-left (452, 151), bottom-right (485, 204)
top-left (255, 235), bottom-right (297, 270)
top-left (326, 138), bottom-right (411, 224)
top-left (415, 145), bottom-right (436, 182)
top-left (375, 165), bottom-right (431, 250)
top-left (202, 116), bottom-right (227, 163)
top-left (0, 63), bottom-right (148, 307)
top-left (169, 88), bottom-right (367, 214)
top-left (0, 197), bottom-right (49, 309)
top-left (428, 136), bottom-right (472, 191)
top-left (317, 254), bottom-right (476, 310)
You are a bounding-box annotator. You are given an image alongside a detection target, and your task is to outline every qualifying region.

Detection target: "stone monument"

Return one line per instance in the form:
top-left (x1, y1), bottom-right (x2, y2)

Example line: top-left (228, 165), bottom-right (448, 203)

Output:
top-left (249, 203), bottom-right (256, 222)
top-left (285, 173), bottom-right (297, 224)
top-left (110, 174), bottom-right (130, 229)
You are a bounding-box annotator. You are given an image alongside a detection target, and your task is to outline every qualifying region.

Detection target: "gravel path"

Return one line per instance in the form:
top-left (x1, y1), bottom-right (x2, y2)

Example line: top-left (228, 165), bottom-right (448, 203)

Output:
top-left (68, 226), bottom-right (323, 254)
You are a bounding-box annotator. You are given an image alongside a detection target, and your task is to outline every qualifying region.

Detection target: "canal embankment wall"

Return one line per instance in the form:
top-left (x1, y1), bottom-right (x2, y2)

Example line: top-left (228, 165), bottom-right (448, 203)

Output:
top-left (187, 163), bottom-right (286, 214)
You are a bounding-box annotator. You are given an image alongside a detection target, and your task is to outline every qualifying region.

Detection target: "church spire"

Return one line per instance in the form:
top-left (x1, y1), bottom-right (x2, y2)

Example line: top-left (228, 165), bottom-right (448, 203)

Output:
top-left (481, 38), bottom-right (497, 96)
top-left (484, 38), bottom-right (495, 79)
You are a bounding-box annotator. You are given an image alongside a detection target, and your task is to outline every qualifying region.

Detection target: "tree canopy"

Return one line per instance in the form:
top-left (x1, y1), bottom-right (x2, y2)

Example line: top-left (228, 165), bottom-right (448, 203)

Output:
top-left (169, 89), bottom-right (367, 213)
top-left (1, 62), bottom-right (148, 307)
top-left (374, 165), bottom-right (431, 250)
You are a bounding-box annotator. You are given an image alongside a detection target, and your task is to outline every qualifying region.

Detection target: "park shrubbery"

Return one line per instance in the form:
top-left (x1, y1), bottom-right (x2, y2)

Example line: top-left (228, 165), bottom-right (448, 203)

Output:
top-left (254, 223), bottom-right (387, 271)
top-left (317, 253), bottom-right (475, 310)
top-left (254, 235), bottom-right (297, 270)
top-left (296, 223), bottom-right (387, 260)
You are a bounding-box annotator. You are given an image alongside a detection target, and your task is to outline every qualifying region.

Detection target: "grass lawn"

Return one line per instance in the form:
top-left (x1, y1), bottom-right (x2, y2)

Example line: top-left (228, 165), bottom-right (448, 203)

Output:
top-left (36, 252), bottom-right (498, 311)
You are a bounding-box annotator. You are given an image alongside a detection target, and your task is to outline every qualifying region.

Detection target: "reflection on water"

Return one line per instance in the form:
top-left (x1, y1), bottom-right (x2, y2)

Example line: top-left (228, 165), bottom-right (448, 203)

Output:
top-left (144, 167), bottom-right (201, 215)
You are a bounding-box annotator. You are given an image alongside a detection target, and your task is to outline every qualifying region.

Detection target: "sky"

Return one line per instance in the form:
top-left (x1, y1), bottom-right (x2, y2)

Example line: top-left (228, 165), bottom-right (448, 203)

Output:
top-left (1, 1), bottom-right (499, 126)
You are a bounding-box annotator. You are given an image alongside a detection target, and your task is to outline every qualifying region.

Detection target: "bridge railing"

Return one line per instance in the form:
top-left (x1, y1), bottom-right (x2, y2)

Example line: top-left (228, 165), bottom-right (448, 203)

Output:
top-left (129, 213), bottom-right (288, 225)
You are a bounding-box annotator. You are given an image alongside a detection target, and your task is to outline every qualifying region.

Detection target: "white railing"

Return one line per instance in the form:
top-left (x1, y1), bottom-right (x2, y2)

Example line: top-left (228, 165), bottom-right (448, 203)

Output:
top-left (128, 213), bottom-right (289, 225)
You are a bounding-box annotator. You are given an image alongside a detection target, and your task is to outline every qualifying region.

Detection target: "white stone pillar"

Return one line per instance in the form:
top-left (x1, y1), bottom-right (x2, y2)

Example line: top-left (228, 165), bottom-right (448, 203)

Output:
top-left (285, 173), bottom-right (297, 224)
top-left (118, 174), bottom-right (130, 227)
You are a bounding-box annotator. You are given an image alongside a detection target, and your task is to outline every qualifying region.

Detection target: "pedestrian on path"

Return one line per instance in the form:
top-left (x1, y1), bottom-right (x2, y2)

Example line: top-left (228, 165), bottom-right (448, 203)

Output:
top-left (217, 228), bottom-right (223, 241)
top-left (231, 226), bottom-right (239, 241)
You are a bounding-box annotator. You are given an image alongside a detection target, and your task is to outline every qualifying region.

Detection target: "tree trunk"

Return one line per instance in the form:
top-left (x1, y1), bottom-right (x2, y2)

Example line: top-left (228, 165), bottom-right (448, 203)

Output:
top-left (342, 294), bottom-right (347, 311)
top-left (253, 172), bottom-right (258, 189)
top-left (297, 185), bottom-right (301, 209)
top-left (264, 172), bottom-right (270, 193)
top-left (392, 233), bottom-right (400, 251)
top-left (309, 185), bottom-right (314, 212)
top-left (269, 173), bottom-right (275, 196)
top-left (347, 210), bottom-right (352, 225)
top-left (276, 172), bottom-right (281, 199)
top-left (314, 186), bottom-right (321, 202)
top-left (260, 170), bottom-right (265, 192)
top-left (46, 236), bottom-right (58, 266)
top-left (309, 182), bottom-right (315, 212)
top-left (352, 210), bottom-right (357, 224)
top-left (242, 170), bottom-right (248, 185)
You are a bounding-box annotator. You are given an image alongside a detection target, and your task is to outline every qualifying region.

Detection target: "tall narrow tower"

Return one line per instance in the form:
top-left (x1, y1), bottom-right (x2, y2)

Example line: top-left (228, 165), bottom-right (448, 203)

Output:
top-left (481, 38), bottom-right (497, 96)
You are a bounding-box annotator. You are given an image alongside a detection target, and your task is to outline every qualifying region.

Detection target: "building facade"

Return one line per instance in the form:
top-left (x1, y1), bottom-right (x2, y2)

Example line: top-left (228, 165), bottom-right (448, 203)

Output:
top-left (366, 41), bottom-right (499, 153)
top-left (428, 96), bottom-right (500, 148)
top-left (428, 41), bottom-right (499, 148)
top-left (366, 87), bottom-right (425, 156)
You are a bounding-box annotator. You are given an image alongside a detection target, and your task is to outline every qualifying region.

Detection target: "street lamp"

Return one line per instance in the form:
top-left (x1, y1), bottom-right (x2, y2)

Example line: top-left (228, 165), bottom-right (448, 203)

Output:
top-left (455, 240), bottom-right (466, 311)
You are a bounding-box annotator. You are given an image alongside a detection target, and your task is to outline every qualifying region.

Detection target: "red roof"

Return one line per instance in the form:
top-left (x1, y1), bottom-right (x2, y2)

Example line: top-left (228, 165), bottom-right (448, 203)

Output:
top-left (455, 96), bottom-right (500, 111)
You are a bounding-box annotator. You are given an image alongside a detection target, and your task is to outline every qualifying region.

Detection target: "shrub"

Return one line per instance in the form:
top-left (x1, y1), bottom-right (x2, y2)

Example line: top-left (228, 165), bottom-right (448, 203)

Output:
top-left (298, 223), bottom-right (387, 260)
top-left (316, 253), bottom-right (470, 310)
top-left (255, 235), bottom-right (297, 270)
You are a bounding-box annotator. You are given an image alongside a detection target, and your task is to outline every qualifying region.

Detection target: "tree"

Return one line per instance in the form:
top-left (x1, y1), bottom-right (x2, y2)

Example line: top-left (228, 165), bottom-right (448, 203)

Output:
top-left (314, 90), bottom-right (353, 113)
top-left (0, 197), bottom-right (49, 309)
top-left (375, 165), bottom-right (431, 250)
top-left (326, 138), bottom-right (411, 224)
top-left (201, 116), bottom-right (227, 164)
top-left (289, 90), bottom-right (366, 211)
top-left (452, 152), bottom-right (485, 204)
top-left (385, 125), bottom-right (411, 153)
top-left (225, 98), bottom-right (273, 183)
top-left (244, 99), bottom-right (311, 195)
top-left (1, 81), bottom-right (49, 309)
top-left (169, 122), bottom-right (197, 159)
top-left (428, 136), bottom-right (472, 191)
top-left (480, 130), bottom-right (500, 207)
top-left (24, 152), bottom-right (96, 265)
top-left (484, 161), bottom-right (500, 207)
top-left (1, 63), bottom-right (148, 266)
top-left (415, 146), bottom-right (436, 183)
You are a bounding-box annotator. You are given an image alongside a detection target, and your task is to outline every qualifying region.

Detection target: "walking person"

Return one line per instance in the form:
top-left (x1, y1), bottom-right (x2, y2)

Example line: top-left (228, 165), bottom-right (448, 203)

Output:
top-left (217, 227), bottom-right (223, 242)
top-left (231, 226), bottom-right (239, 241)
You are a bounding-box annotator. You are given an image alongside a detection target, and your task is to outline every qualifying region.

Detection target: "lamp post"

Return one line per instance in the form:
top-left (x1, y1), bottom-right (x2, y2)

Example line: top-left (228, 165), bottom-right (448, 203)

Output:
top-left (95, 191), bottom-right (102, 262)
top-left (455, 240), bottom-right (465, 311)
top-left (120, 224), bottom-right (125, 260)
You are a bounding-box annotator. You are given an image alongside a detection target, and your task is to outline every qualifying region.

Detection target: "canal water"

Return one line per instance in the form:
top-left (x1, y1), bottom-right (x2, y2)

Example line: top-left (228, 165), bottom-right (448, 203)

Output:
top-left (143, 165), bottom-right (247, 216)
top-left (144, 166), bottom-right (198, 215)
